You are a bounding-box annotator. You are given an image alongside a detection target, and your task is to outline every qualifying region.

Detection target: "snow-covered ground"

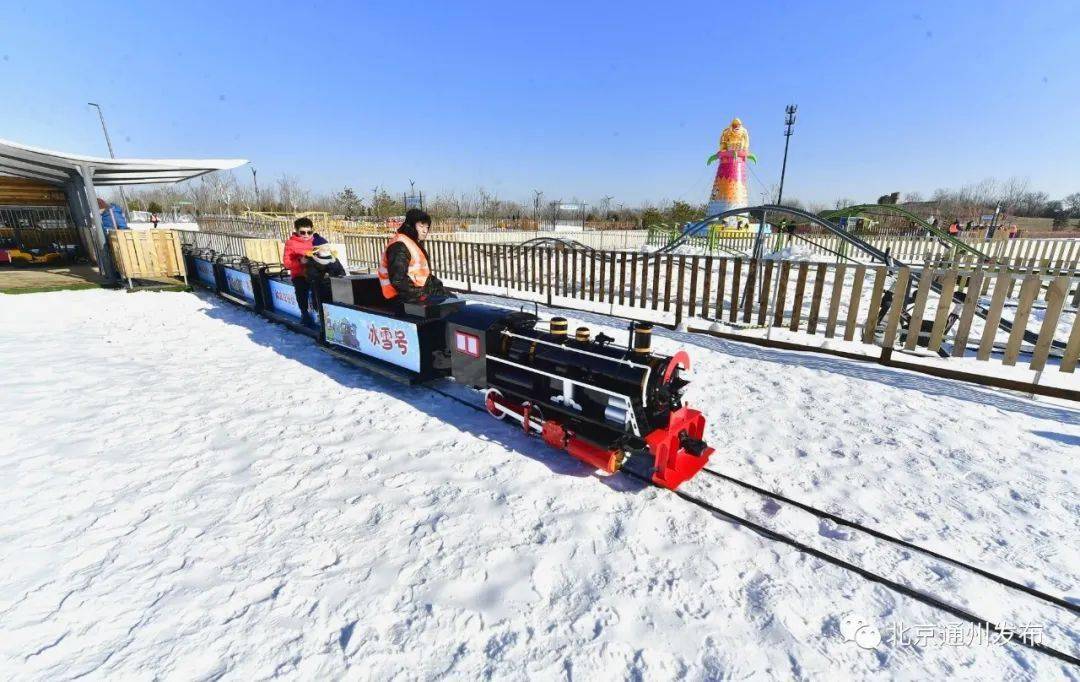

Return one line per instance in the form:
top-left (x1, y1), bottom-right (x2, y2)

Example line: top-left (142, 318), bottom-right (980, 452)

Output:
top-left (1, 289), bottom-right (1078, 679)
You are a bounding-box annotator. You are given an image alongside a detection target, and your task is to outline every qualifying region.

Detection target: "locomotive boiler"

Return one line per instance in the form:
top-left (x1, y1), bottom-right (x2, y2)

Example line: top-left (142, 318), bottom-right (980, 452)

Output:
top-left (444, 305), bottom-right (714, 489)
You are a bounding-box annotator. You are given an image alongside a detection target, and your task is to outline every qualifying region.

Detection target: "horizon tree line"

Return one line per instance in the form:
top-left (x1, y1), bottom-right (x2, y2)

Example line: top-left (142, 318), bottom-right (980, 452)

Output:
top-left (112, 171), bottom-right (1079, 230)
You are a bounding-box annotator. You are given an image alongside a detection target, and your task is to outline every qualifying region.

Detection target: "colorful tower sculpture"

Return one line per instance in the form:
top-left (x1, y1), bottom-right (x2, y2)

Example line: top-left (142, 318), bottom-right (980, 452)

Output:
top-left (706, 118), bottom-right (756, 222)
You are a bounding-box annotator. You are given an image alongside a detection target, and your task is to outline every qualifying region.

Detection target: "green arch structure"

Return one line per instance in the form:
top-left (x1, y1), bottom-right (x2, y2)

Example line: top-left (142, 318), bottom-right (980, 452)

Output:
top-left (661, 204), bottom-right (1064, 352)
top-left (822, 204), bottom-right (991, 262)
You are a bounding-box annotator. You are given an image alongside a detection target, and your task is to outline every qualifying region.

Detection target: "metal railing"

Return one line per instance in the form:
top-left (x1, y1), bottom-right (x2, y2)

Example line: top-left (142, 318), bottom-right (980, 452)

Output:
top-left (0, 204), bottom-right (83, 258)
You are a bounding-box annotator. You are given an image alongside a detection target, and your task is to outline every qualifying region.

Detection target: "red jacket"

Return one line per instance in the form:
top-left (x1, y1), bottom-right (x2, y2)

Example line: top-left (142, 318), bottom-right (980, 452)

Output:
top-left (283, 235), bottom-right (313, 278)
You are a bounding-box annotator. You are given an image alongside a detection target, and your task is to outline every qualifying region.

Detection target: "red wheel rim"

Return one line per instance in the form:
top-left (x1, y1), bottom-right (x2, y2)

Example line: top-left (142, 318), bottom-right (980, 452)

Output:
top-left (485, 389), bottom-right (505, 419)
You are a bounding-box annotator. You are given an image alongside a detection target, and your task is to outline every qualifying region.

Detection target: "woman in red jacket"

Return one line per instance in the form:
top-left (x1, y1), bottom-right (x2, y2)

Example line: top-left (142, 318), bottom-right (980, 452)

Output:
top-left (283, 217), bottom-right (317, 327)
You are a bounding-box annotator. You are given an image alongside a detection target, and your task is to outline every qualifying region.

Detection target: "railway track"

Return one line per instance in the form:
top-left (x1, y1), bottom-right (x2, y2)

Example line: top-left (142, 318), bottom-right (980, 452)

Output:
top-left (697, 468), bottom-right (1077, 614)
top-left (423, 383), bottom-right (1079, 666)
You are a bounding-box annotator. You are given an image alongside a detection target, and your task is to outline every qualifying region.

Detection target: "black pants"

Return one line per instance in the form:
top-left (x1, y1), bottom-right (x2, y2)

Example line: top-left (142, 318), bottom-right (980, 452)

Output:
top-left (292, 276), bottom-right (311, 319)
top-left (312, 278), bottom-right (333, 310)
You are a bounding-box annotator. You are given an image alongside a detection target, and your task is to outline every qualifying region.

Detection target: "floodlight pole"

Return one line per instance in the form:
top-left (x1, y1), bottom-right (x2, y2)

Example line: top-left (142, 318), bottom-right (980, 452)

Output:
top-left (776, 104), bottom-right (797, 206)
top-left (532, 190), bottom-right (543, 229)
top-left (88, 102), bottom-right (131, 219)
top-left (986, 204), bottom-right (1001, 239)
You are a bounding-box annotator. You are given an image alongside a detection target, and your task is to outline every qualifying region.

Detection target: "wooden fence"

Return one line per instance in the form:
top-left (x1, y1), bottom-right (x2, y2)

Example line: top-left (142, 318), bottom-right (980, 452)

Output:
top-left (197, 215), bottom-right (390, 242)
top-left (174, 229), bottom-right (1080, 379)
top-left (241, 238), bottom-right (285, 265)
top-left (196, 213), bottom-right (1080, 272)
top-left (343, 236), bottom-right (1079, 377)
top-left (108, 230), bottom-right (187, 285)
top-left (177, 230), bottom-right (250, 257)
top-left (648, 227), bottom-right (1080, 270)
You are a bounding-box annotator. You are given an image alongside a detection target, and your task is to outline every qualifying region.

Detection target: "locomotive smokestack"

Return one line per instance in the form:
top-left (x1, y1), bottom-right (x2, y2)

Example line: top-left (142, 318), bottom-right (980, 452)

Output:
top-left (575, 327), bottom-right (590, 342)
top-left (633, 322), bottom-right (653, 356)
top-left (550, 317), bottom-right (568, 340)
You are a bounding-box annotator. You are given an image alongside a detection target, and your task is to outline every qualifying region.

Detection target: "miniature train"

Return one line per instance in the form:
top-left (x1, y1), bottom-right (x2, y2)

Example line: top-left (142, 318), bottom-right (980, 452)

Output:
top-left (183, 246), bottom-right (714, 489)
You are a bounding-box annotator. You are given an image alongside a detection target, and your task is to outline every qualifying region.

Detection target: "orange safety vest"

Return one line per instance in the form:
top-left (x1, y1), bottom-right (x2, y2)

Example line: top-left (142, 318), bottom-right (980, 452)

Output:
top-left (378, 233), bottom-right (431, 299)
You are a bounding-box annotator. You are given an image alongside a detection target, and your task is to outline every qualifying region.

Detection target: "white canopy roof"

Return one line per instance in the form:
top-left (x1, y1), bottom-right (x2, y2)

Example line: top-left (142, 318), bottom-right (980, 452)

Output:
top-left (0, 137), bottom-right (248, 186)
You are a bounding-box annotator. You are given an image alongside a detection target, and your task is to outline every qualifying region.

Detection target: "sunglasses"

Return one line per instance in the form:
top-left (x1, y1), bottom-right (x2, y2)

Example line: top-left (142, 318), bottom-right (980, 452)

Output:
top-left (298, 230), bottom-right (313, 235)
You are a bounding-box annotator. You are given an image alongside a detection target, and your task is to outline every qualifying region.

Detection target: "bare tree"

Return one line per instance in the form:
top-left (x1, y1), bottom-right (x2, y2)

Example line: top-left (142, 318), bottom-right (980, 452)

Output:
top-left (275, 174), bottom-right (310, 213)
top-left (997, 176), bottom-right (1030, 212)
top-left (1062, 192), bottom-right (1080, 217)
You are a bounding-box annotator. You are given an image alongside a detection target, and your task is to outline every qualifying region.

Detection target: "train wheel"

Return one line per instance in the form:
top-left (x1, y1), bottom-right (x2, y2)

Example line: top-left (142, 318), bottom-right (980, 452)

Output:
top-left (484, 388), bottom-right (506, 420)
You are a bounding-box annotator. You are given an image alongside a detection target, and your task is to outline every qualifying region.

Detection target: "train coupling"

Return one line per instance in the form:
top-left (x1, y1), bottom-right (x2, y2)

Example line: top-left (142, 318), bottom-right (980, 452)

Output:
top-left (678, 430), bottom-right (709, 456)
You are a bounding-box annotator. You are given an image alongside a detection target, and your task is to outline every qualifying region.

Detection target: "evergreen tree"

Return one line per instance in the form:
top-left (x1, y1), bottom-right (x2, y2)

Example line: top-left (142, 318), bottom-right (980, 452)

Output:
top-left (667, 200), bottom-right (704, 226)
top-left (333, 186), bottom-right (363, 218)
top-left (370, 188), bottom-right (405, 221)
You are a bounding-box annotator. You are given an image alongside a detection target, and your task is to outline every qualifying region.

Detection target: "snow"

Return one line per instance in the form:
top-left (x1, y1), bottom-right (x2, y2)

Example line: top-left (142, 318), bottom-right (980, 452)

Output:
top-left (1, 289), bottom-right (1078, 679)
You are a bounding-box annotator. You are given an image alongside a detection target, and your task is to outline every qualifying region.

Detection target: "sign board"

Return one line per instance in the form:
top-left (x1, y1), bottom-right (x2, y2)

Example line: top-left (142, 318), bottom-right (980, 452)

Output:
top-left (323, 304), bottom-right (420, 372)
top-left (223, 267), bottom-right (256, 303)
top-left (405, 195), bottom-right (423, 210)
top-left (266, 278), bottom-right (320, 323)
top-left (267, 278), bottom-right (303, 319)
top-left (192, 257), bottom-right (216, 288)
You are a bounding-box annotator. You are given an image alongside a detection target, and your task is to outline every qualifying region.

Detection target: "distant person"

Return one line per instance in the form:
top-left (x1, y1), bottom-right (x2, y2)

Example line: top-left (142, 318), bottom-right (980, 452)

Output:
top-left (150, 213), bottom-right (159, 229)
top-left (1009, 224), bottom-right (1019, 239)
top-left (378, 209), bottom-right (450, 304)
top-left (948, 219), bottom-right (960, 236)
top-left (97, 198), bottom-right (127, 230)
top-left (304, 235), bottom-right (346, 311)
top-left (780, 220), bottom-right (796, 245)
top-left (283, 217), bottom-right (318, 327)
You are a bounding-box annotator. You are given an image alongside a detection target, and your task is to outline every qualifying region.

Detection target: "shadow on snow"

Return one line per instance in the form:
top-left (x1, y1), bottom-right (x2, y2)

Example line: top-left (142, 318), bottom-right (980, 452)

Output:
top-left (195, 291), bottom-right (650, 495)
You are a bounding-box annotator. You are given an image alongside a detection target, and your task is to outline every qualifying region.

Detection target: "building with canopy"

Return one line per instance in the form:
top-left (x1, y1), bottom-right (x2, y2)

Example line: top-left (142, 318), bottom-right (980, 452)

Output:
top-left (0, 137), bottom-right (246, 279)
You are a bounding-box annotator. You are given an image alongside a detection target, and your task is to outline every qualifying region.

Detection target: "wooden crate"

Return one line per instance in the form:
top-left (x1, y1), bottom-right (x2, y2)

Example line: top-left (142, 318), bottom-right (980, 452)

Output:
top-left (108, 230), bottom-right (186, 281)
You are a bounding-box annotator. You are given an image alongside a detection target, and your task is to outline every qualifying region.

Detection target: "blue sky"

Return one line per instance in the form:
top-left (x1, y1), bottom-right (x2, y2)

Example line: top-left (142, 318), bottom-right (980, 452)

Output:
top-left (1, 0), bottom-right (1077, 207)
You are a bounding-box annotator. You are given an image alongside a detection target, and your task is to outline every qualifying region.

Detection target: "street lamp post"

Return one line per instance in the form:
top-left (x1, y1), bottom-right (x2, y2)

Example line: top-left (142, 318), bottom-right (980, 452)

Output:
top-left (87, 102), bottom-right (131, 219)
top-left (776, 104), bottom-right (797, 205)
top-left (251, 167), bottom-right (260, 209)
